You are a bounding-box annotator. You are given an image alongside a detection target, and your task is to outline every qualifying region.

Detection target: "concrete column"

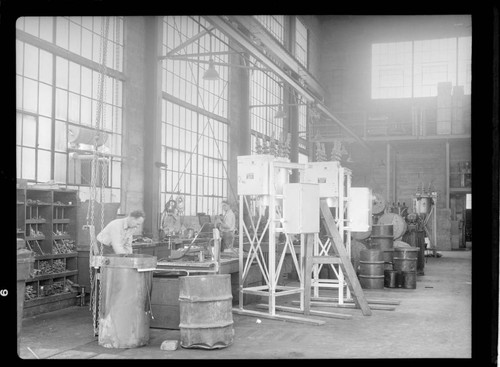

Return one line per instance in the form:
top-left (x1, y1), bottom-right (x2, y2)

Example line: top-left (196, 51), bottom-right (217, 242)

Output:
top-left (142, 16), bottom-right (162, 238)
top-left (386, 142), bottom-right (391, 204)
top-left (289, 97), bottom-right (300, 183)
top-left (446, 141), bottom-right (450, 209)
top-left (227, 47), bottom-right (251, 203)
top-left (122, 17), bottom-right (147, 215)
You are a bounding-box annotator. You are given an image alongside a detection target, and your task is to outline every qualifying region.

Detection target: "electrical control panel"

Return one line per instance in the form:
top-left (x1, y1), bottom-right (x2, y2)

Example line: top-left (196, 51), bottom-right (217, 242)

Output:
top-left (349, 187), bottom-right (372, 232)
top-left (301, 161), bottom-right (340, 198)
top-left (237, 155), bottom-right (274, 195)
top-left (282, 183), bottom-right (320, 234)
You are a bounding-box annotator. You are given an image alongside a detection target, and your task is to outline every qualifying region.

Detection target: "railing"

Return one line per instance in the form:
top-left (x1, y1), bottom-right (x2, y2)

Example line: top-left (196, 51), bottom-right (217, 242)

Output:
top-left (309, 108), bottom-right (471, 142)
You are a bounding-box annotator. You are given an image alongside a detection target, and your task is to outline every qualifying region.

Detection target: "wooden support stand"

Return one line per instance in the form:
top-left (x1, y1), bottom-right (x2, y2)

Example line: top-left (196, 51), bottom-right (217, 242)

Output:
top-left (316, 199), bottom-right (372, 316)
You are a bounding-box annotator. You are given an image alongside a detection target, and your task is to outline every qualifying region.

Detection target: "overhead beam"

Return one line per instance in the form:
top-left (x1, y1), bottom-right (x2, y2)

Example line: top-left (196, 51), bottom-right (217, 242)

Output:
top-left (230, 15), bottom-right (326, 98)
top-left (162, 56), bottom-right (270, 71)
top-left (161, 27), bottom-right (215, 58)
top-left (204, 16), bottom-right (370, 151)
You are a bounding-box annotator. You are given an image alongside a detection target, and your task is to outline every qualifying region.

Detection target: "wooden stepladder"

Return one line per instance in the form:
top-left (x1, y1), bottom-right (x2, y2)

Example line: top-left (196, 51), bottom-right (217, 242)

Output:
top-left (304, 199), bottom-right (372, 316)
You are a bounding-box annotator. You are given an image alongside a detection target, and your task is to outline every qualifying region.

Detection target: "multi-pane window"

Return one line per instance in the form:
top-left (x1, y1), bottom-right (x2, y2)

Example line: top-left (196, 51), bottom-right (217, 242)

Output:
top-left (372, 36), bottom-right (472, 99)
top-left (413, 38), bottom-right (457, 97)
top-left (161, 16), bottom-right (229, 216)
top-left (250, 56), bottom-right (285, 152)
top-left (457, 37), bottom-right (472, 95)
top-left (372, 42), bottom-right (413, 99)
top-left (295, 17), bottom-right (308, 68)
top-left (254, 15), bottom-right (285, 45)
top-left (161, 101), bottom-right (228, 217)
top-left (298, 103), bottom-right (308, 151)
top-left (16, 16), bottom-right (124, 203)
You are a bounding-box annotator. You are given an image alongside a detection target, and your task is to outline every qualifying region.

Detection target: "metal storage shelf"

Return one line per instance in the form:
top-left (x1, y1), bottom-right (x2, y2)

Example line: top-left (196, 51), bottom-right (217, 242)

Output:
top-left (35, 253), bottom-right (78, 260)
top-left (26, 236), bottom-right (46, 241)
top-left (17, 187), bottom-right (79, 318)
top-left (53, 219), bottom-right (70, 224)
top-left (24, 291), bottom-right (79, 307)
top-left (28, 270), bottom-right (78, 282)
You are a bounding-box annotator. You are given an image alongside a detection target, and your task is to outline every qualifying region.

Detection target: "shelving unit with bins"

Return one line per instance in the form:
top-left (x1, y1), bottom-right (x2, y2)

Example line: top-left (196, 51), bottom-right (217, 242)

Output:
top-left (18, 188), bottom-right (80, 317)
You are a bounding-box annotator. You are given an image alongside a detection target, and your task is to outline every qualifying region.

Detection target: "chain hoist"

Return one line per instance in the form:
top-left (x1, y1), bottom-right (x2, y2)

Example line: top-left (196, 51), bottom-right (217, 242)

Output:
top-left (88, 16), bottom-right (111, 337)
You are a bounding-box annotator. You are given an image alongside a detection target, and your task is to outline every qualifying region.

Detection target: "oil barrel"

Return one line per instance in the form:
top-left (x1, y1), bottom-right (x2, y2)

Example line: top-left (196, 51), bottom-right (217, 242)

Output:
top-left (179, 274), bottom-right (234, 349)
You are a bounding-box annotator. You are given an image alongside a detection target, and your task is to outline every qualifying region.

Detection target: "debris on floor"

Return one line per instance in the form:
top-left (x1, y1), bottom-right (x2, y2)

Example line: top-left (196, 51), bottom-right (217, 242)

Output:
top-left (160, 340), bottom-right (179, 351)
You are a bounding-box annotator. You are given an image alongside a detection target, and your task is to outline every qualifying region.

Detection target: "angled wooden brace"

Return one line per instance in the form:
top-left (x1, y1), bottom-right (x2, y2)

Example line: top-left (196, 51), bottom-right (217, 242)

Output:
top-left (319, 199), bottom-right (372, 316)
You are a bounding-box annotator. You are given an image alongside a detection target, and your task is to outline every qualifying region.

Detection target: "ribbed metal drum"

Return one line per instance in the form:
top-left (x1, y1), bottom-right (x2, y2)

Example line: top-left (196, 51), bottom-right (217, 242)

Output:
top-left (384, 270), bottom-right (398, 288)
top-left (98, 254), bottom-right (157, 349)
top-left (393, 247), bottom-right (419, 272)
top-left (377, 213), bottom-right (408, 240)
top-left (371, 224), bottom-right (394, 264)
top-left (179, 274), bottom-right (234, 349)
top-left (371, 224), bottom-right (394, 238)
top-left (402, 271), bottom-right (417, 289)
top-left (358, 249), bottom-right (384, 289)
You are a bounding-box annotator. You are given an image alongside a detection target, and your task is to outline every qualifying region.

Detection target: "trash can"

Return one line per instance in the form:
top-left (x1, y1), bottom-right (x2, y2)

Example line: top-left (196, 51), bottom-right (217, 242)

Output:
top-left (17, 246), bottom-right (34, 355)
top-left (97, 254), bottom-right (157, 348)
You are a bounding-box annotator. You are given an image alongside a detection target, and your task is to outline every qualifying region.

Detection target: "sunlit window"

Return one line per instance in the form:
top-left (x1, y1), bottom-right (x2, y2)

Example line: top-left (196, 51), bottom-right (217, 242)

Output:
top-left (161, 16), bottom-right (229, 216)
top-left (16, 16), bottom-right (123, 202)
top-left (254, 15), bottom-right (285, 45)
top-left (371, 36), bottom-right (472, 99)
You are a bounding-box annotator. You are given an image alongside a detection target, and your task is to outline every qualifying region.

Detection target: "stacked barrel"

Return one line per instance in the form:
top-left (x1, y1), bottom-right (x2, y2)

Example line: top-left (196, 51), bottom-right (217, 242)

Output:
top-left (370, 224), bottom-right (394, 270)
top-left (393, 247), bottom-right (419, 289)
top-left (358, 249), bottom-right (384, 289)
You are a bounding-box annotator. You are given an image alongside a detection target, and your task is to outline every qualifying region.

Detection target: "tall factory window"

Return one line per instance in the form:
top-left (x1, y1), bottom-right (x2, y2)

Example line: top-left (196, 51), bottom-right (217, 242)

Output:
top-left (413, 38), bottom-right (457, 97)
top-left (295, 17), bottom-right (308, 68)
top-left (161, 16), bottom-right (229, 216)
top-left (457, 36), bottom-right (472, 95)
top-left (254, 15), bottom-right (285, 45)
top-left (371, 41), bottom-right (413, 99)
top-left (249, 56), bottom-right (285, 153)
top-left (372, 36), bottom-right (472, 99)
top-left (16, 16), bottom-right (124, 203)
top-left (298, 102), bottom-right (308, 152)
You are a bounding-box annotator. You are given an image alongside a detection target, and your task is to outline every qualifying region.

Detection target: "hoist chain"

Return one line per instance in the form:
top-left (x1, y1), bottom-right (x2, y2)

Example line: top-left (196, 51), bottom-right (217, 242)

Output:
top-left (89, 16), bottom-right (111, 337)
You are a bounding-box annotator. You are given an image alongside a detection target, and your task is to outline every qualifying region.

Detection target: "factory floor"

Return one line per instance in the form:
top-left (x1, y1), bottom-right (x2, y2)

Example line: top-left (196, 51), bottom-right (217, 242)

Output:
top-left (18, 250), bottom-right (472, 360)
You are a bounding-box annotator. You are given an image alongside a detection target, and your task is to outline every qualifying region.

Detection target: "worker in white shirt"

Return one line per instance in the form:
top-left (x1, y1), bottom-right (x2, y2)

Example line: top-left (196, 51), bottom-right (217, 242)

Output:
top-left (216, 200), bottom-right (236, 254)
top-left (96, 210), bottom-right (145, 254)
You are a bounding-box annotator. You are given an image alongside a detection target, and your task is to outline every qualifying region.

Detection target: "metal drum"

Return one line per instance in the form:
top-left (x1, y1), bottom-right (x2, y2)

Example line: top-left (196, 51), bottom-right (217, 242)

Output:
top-left (384, 270), bottom-right (398, 288)
top-left (377, 213), bottom-right (408, 240)
top-left (394, 240), bottom-right (411, 248)
top-left (353, 230), bottom-right (371, 241)
top-left (98, 254), bottom-right (157, 349)
top-left (402, 271), bottom-right (417, 289)
top-left (371, 224), bottom-right (394, 238)
top-left (393, 247), bottom-right (419, 273)
top-left (358, 249), bottom-right (384, 289)
top-left (372, 192), bottom-right (386, 215)
top-left (179, 274), bottom-right (234, 349)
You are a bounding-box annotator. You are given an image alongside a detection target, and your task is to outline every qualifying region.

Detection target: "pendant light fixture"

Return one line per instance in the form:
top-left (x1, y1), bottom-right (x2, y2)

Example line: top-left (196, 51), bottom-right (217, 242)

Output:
top-left (203, 34), bottom-right (220, 81)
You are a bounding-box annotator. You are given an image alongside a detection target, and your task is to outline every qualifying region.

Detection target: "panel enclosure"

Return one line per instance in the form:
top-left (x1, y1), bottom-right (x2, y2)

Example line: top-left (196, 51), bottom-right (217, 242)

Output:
top-left (237, 155), bottom-right (274, 195)
top-left (350, 187), bottom-right (372, 232)
top-left (283, 183), bottom-right (320, 234)
top-left (301, 161), bottom-right (340, 198)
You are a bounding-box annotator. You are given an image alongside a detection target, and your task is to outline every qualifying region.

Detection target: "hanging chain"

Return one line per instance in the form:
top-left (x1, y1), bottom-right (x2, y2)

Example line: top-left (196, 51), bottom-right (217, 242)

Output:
top-left (89, 16), bottom-right (111, 337)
